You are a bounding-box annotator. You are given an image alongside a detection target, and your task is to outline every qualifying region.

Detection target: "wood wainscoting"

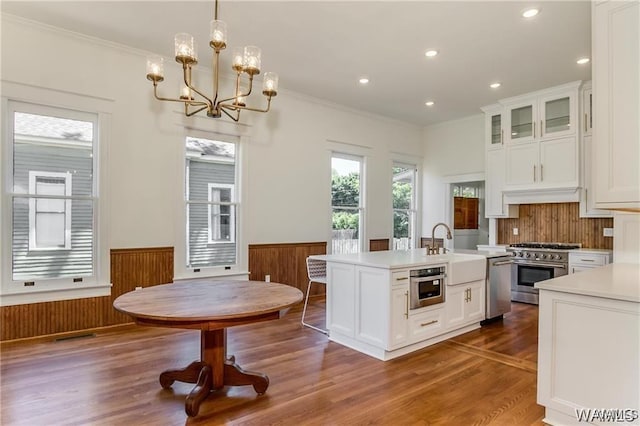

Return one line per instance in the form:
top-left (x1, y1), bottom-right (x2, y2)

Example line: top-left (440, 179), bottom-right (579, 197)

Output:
top-left (248, 242), bottom-right (326, 296)
top-left (0, 247), bottom-right (174, 341)
top-left (497, 203), bottom-right (614, 249)
top-left (369, 238), bottom-right (390, 252)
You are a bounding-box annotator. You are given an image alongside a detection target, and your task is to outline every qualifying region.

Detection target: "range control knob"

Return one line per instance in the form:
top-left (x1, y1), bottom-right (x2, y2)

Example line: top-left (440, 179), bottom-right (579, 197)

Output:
top-left (517, 252), bottom-right (523, 257)
top-left (555, 254), bottom-right (562, 260)
top-left (540, 254), bottom-right (547, 259)
top-left (525, 253), bottom-right (532, 258)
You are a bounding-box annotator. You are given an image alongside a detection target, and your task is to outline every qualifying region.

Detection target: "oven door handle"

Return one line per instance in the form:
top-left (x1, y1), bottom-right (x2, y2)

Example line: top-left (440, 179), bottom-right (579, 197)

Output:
top-left (492, 260), bottom-right (513, 266)
top-left (514, 261), bottom-right (567, 269)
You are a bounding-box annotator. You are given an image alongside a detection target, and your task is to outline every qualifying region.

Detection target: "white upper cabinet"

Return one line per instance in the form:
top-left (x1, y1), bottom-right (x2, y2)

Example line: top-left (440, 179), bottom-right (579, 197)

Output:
top-left (503, 82), bottom-right (581, 192)
top-left (504, 82), bottom-right (579, 145)
top-left (593, 1), bottom-right (640, 210)
top-left (484, 105), bottom-right (504, 150)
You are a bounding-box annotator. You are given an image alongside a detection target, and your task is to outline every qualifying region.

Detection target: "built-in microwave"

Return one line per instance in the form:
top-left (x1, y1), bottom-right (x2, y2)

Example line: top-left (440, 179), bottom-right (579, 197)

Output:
top-left (409, 266), bottom-right (446, 310)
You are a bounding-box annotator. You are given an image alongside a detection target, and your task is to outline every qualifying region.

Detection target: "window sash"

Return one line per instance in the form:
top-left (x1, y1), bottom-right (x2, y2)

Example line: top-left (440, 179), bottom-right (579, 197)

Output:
top-left (207, 183), bottom-right (236, 244)
top-left (28, 171), bottom-right (73, 250)
top-left (331, 153), bottom-right (364, 254)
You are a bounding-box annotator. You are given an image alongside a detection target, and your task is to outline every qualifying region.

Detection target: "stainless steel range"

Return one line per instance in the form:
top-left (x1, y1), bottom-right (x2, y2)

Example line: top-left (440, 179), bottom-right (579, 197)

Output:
top-left (507, 242), bottom-right (581, 304)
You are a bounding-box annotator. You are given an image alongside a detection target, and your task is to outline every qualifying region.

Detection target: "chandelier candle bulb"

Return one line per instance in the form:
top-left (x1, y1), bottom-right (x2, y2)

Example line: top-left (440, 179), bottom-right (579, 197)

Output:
top-left (262, 72), bottom-right (278, 96)
top-left (243, 46), bottom-right (261, 75)
top-left (146, 56), bottom-right (164, 82)
top-left (175, 33), bottom-right (197, 63)
top-left (209, 20), bottom-right (227, 49)
top-left (231, 47), bottom-right (244, 72)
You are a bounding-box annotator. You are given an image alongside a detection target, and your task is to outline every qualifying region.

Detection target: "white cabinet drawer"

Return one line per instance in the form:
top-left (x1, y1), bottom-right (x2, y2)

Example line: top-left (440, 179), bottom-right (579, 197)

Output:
top-left (391, 270), bottom-right (409, 285)
top-left (408, 308), bottom-right (445, 343)
top-left (570, 253), bottom-right (607, 266)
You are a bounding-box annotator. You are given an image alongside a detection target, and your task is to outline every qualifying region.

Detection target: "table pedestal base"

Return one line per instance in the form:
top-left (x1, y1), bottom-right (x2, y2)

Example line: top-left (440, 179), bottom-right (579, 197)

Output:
top-left (158, 329), bottom-right (269, 417)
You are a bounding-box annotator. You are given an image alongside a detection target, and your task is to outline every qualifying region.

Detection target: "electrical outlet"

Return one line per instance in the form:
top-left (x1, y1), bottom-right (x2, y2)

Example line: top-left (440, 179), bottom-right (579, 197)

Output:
top-left (513, 227), bottom-right (519, 236)
top-left (135, 286), bottom-right (142, 290)
top-left (265, 274), bottom-right (271, 283)
top-left (603, 227), bottom-right (614, 237)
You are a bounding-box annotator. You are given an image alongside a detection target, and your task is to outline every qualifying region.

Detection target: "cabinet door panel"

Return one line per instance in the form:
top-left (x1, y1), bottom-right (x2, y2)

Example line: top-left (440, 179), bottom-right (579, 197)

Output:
top-left (465, 281), bottom-right (485, 322)
top-left (539, 137), bottom-right (577, 187)
top-left (486, 149), bottom-right (506, 216)
top-left (445, 285), bottom-right (466, 329)
top-left (356, 267), bottom-right (388, 347)
top-left (327, 263), bottom-right (356, 337)
top-left (510, 104), bottom-right (535, 142)
top-left (540, 92), bottom-right (575, 138)
top-left (389, 286), bottom-right (409, 348)
top-left (506, 143), bottom-right (538, 186)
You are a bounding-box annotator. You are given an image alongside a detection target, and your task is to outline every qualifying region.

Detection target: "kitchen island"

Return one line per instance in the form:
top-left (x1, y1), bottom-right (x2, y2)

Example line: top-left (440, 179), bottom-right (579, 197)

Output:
top-left (535, 263), bottom-right (640, 425)
top-left (309, 249), bottom-right (487, 361)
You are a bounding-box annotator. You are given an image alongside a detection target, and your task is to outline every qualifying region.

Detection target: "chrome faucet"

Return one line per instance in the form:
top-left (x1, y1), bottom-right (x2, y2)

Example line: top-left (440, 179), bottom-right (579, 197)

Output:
top-left (429, 222), bottom-right (453, 255)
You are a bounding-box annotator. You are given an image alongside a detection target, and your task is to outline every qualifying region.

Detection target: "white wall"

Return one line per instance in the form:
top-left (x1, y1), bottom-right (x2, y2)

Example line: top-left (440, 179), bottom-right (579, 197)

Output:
top-left (421, 114), bottom-right (485, 244)
top-left (0, 15), bottom-right (423, 285)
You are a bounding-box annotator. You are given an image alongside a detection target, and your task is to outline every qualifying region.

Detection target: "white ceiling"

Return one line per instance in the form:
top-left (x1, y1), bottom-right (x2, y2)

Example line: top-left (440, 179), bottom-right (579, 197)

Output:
top-left (1, 1), bottom-right (592, 127)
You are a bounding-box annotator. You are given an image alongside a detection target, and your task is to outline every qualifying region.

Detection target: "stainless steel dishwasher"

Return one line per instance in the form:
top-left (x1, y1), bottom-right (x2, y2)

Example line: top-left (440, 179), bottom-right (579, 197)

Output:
top-left (484, 255), bottom-right (513, 321)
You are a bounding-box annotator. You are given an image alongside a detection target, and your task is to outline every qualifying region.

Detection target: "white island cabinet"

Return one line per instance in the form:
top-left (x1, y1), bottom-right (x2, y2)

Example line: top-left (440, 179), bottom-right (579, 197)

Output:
top-left (311, 249), bottom-right (486, 361)
top-left (535, 264), bottom-right (640, 425)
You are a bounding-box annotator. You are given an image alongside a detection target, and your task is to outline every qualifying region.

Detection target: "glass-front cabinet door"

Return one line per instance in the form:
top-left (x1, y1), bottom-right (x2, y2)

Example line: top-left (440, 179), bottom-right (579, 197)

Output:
top-left (491, 113), bottom-right (502, 146)
top-left (539, 92), bottom-right (576, 139)
top-left (509, 103), bottom-right (535, 142)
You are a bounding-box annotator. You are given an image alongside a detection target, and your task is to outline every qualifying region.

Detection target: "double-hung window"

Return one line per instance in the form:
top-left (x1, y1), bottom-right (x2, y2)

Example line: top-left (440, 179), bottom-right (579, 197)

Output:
top-left (392, 162), bottom-right (417, 250)
top-left (4, 101), bottom-right (99, 290)
top-left (331, 153), bottom-right (364, 254)
top-left (185, 136), bottom-right (238, 268)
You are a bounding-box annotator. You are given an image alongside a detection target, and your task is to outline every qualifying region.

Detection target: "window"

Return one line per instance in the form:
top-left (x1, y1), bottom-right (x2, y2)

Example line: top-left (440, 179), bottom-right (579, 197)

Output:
top-left (186, 136), bottom-right (238, 268)
top-left (6, 103), bottom-right (97, 283)
top-left (452, 183), bottom-right (481, 230)
top-left (392, 163), bottom-right (417, 250)
top-left (208, 184), bottom-right (235, 243)
top-left (331, 153), bottom-right (364, 254)
top-left (29, 171), bottom-right (72, 250)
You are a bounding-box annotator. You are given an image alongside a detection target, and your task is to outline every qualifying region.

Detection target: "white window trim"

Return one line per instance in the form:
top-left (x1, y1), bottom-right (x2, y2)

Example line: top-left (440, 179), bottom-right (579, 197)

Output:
top-left (392, 162), bottom-right (418, 250)
top-left (330, 152), bottom-right (366, 254)
top-left (175, 126), bottom-right (248, 281)
top-left (28, 171), bottom-right (73, 251)
top-left (1, 85), bottom-right (112, 307)
top-left (207, 183), bottom-right (236, 244)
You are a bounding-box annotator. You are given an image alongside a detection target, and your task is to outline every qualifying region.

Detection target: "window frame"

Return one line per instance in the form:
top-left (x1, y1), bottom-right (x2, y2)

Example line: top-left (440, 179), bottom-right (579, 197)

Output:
top-left (330, 152), bottom-right (365, 254)
top-left (181, 131), bottom-right (244, 276)
top-left (1, 85), bottom-right (111, 307)
top-left (28, 170), bottom-right (73, 251)
top-left (207, 183), bottom-right (236, 244)
top-left (392, 161), bottom-right (418, 250)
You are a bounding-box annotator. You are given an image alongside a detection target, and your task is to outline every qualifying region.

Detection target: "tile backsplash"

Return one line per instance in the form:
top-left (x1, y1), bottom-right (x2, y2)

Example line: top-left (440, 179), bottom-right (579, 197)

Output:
top-left (497, 203), bottom-right (613, 249)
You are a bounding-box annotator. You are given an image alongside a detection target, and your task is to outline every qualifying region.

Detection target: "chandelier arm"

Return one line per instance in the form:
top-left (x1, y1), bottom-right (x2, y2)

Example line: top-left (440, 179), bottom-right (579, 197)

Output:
top-left (182, 67), bottom-right (214, 105)
top-left (185, 104), bottom-right (210, 117)
top-left (220, 97), bottom-right (271, 114)
top-left (153, 84), bottom-right (209, 107)
top-left (212, 50), bottom-right (221, 106)
top-left (217, 76), bottom-right (255, 105)
top-left (220, 107), bottom-right (240, 122)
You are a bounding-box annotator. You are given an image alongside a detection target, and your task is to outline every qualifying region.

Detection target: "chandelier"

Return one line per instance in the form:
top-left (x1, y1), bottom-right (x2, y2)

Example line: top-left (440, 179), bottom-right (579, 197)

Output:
top-left (145, 0), bottom-right (278, 121)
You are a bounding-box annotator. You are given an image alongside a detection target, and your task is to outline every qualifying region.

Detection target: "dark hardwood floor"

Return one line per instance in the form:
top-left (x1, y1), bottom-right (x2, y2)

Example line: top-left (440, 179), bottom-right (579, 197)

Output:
top-left (0, 299), bottom-right (544, 425)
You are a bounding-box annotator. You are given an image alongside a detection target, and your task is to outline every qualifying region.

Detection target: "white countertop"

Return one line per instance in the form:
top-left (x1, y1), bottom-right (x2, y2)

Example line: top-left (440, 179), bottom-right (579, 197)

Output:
top-left (535, 263), bottom-right (640, 303)
top-left (449, 248), bottom-right (512, 259)
top-left (309, 249), bottom-right (485, 269)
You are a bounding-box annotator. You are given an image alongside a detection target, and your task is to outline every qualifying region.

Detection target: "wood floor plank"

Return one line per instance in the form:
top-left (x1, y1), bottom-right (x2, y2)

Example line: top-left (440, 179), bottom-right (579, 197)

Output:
top-left (1, 300), bottom-right (544, 425)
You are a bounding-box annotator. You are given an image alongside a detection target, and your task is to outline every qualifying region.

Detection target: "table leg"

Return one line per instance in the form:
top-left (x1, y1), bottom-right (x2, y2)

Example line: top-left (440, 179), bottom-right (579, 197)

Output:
top-left (159, 328), bottom-right (270, 417)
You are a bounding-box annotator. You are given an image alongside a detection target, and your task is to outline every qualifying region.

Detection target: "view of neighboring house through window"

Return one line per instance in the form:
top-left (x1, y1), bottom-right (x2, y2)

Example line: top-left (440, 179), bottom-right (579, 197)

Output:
top-left (392, 163), bottom-right (417, 250)
top-left (8, 103), bottom-right (97, 281)
top-left (331, 153), bottom-right (364, 254)
top-left (29, 171), bottom-right (72, 250)
top-left (186, 136), bottom-right (238, 268)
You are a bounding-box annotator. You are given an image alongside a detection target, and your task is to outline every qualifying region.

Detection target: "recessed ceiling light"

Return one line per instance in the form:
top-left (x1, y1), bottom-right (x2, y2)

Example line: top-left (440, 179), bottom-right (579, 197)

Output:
top-left (425, 101), bottom-right (435, 107)
top-left (490, 82), bottom-right (501, 89)
top-left (522, 8), bottom-right (540, 18)
top-left (358, 77), bottom-right (369, 84)
top-left (577, 57), bottom-right (590, 65)
top-left (425, 50), bottom-right (439, 58)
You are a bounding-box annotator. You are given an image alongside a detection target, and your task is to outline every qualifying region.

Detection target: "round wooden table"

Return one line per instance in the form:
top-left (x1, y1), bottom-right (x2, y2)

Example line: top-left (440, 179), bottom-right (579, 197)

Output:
top-left (113, 280), bottom-right (303, 417)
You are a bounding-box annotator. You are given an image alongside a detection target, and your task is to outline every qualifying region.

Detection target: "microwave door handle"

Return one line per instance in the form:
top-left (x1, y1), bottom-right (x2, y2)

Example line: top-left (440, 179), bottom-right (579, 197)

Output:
top-left (413, 275), bottom-right (446, 282)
